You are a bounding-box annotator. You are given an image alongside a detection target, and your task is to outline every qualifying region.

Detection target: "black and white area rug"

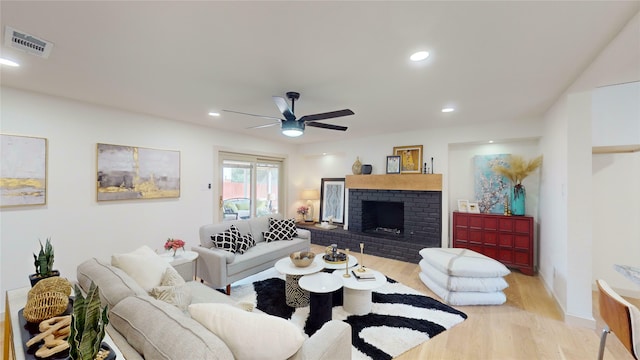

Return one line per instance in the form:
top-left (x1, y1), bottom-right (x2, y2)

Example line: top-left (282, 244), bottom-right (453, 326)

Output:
top-left (227, 268), bottom-right (468, 360)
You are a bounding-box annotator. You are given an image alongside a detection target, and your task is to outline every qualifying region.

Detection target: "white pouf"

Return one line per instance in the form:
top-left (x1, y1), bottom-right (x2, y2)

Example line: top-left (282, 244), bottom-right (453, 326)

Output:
top-left (418, 248), bottom-right (510, 306)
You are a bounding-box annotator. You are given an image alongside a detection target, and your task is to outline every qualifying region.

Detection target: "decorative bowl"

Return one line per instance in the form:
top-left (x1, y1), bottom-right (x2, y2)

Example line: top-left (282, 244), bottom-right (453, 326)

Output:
top-left (290, 251), bottom-right (315, 267)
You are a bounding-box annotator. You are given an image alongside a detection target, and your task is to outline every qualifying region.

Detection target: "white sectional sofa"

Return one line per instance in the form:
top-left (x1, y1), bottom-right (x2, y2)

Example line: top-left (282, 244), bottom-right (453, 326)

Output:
top-left (194, 214), bottom-right (311, 293)
top-left (76, 256), bottom-right (352, 360)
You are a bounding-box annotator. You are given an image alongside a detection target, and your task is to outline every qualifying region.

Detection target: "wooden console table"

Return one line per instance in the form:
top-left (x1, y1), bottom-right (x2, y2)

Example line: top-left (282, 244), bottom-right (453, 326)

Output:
top-left (452, 211), bottom-right (535, 275)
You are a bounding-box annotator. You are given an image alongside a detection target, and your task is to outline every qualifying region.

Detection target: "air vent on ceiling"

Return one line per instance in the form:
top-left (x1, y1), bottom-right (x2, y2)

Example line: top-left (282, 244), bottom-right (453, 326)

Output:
top-left (4, 26), bottom-right (54, 58)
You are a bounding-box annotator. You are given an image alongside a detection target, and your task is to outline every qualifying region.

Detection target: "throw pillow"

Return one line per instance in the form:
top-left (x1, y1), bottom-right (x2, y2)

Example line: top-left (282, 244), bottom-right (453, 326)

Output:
top-left (235, 233), bottom-right (255, 254)
top-left (149, 266), bottom-right (192, 311)
top-left (211, 225), bottom-right (241, 253)
top-left (111, 245), bottom-right (170, 291)
top-left (265, 218), bottom-right (297, 242)
top-left (188, 303), bottom-right (305, 360)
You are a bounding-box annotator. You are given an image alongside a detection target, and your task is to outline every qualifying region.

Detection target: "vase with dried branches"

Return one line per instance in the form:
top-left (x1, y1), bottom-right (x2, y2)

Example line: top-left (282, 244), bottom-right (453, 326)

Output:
top-left (492, 155), bottom-right (542, 216)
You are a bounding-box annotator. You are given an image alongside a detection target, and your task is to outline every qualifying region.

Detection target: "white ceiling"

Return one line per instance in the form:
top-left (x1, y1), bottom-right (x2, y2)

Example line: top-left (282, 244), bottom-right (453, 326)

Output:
top-left (1, 1), bottom-right (638, 144)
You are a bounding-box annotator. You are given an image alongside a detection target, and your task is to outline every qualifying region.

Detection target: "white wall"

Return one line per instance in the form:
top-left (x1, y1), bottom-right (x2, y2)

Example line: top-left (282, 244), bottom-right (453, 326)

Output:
top-left (539, 96), bottom-right (570, 313)
top-left (592, 152), bottom-right (640, 298)
top-left (0, 88), bottom-right (296, 313)
top-left (448, 140), bottom-right (542, 215)
top-left (537, 10), bottom-right (640, 327)
top-left (565, 91), bottom-right (595, 326)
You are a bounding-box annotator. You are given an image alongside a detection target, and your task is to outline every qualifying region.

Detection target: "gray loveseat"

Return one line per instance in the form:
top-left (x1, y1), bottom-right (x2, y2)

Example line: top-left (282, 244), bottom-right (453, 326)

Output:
top-left (195, 214), bottom-right (310, 293)
top-left (76, 257), bottom-right (352, 360)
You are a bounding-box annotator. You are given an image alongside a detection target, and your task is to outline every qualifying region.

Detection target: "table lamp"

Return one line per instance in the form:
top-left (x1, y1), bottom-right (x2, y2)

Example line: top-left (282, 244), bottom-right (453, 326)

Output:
top-left (301, 189), bottom-right (320, 222)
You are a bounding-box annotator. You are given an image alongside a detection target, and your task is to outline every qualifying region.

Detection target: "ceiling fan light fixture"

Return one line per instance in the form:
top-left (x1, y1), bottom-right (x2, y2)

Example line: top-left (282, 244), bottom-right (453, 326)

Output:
top-left (282, 120), bottom-right (304, 137)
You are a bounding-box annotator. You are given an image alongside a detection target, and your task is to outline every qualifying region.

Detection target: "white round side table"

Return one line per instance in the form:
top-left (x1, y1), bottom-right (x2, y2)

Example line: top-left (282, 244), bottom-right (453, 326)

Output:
top-left (333, 268), bottom-right (386, 315)
top-left (299, 272), bottom-right (343, 335)
top-left (274, 256), bottom-right (324, 307)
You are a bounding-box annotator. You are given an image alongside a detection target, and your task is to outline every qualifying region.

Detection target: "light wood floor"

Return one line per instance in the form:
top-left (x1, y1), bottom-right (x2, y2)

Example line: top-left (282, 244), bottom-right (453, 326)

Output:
top-left (2, 245), bottom-right (638, 359)
top-left (310, 244), bottom-right (639, 360)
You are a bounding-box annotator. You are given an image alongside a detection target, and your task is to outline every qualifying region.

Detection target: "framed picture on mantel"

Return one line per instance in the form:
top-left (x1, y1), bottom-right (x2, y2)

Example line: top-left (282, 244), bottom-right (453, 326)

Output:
top-left (319, 178), bottom-right (345, 224)
top-left (393, 145), bottom-right (423, 174)
top-left (386, 155), bottom-right (401, 174)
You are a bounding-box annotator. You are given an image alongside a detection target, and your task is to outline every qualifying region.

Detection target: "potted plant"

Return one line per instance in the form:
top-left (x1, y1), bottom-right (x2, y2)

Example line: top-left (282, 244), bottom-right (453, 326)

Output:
top-left (68, 282), bottom-right (114, 360)
top-left (29, 238), bottom-right (60, 287)
top-left (492, 155), bottom-right (542, 216)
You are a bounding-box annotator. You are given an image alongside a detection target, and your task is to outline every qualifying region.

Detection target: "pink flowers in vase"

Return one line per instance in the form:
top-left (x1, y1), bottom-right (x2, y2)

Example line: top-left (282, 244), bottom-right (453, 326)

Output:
top-left (297, 206), bottom-right (309, 216)
top-left (164, 238), bottom-right (185, 256)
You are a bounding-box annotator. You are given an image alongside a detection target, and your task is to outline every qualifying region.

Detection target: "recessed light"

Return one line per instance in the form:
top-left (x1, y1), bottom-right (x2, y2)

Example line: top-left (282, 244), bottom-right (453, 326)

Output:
top-left (441, 107), bottom-right (455, 113)
top-left (0, 58), bottom-right (20, 67)
top-left (489, 140), bottom-right (494, 144)
top-left (410, 51), bottom-right (429, 62)
top-left (208, 112), bottom-right (220, 117)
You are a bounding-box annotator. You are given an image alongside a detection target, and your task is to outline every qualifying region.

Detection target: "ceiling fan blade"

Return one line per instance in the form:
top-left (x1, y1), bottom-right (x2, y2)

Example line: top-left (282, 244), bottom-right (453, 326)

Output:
top-left (298, 109), bottom-right (354, 122)
top-left (247, 122), bottom-right (281, 129)
top-left (306, 121), bottom-right (348, 131)
top-left (223, 109), bottom-right (283, 121)
top-left (272, 96), bottom-right (296, 121)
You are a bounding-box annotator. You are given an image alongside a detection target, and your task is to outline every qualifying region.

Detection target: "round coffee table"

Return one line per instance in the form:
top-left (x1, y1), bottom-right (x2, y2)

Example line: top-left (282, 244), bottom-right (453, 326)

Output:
top-left (274, 256), bottom-right (324, 307)
top-left (333, 268), bottom-right (387, 315)
top-left (299, 272), bottom-right (343, 335)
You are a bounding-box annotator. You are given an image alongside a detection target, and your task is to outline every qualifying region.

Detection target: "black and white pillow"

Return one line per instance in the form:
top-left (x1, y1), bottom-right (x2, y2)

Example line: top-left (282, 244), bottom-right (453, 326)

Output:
top-left (264, 218), bottom-right (297, 242)
top-left (235, 233), bottom-right (255, 254)
top-left (211, 225), bottom-right (241, 253)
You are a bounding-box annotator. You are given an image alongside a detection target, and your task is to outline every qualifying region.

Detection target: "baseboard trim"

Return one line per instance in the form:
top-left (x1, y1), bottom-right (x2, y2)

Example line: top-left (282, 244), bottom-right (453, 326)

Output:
top-left (538, 271), bottom-right (596, 329)
top-left (565, 312), bottom-right (596, 329)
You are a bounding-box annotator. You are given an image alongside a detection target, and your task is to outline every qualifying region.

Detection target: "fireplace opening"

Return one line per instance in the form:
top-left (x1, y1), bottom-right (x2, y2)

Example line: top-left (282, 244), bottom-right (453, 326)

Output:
top-left (362, 200), bottom-right (404, 238)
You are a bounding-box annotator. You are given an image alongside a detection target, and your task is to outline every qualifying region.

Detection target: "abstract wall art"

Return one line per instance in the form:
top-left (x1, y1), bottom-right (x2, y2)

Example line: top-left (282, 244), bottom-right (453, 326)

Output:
top-left (1, 134), bottom-right (47, 207)
top-left (97, 143), bottom-right (180, 201)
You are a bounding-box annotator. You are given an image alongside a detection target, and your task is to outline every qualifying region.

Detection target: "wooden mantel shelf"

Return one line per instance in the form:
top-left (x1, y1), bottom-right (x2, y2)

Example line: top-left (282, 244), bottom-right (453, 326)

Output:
top-left (345, 174), bottom-right (442, 191)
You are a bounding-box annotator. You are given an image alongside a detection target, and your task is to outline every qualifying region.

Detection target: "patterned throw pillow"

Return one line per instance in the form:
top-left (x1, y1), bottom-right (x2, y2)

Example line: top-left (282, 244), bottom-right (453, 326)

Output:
top-left (149, 266), bottom-right (192, 311)
top-left (264, 218), bottom-right (297, 242)
top-left (211, 226), bottom-right (241, 253)
top-left (235, 233), bottom-right (255, 254)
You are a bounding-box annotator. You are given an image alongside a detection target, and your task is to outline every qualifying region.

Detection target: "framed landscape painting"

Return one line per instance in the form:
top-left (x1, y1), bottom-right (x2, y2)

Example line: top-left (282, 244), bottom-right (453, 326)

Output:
top-left (1, 134), bottom-right (47, 207)
top-left (393, 145), bottom-right (423, 174)
top-left (319, 178), bottom-right (345, 224)
top-left (97, 143), bottom-right (180, 201)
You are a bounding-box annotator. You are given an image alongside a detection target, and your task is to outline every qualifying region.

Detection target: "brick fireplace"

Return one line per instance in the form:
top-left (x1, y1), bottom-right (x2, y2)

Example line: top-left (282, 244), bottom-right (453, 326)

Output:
top-left (306, 174), bottom-right (443, 263)
top-left (348, 189), bottom-right (441, 246)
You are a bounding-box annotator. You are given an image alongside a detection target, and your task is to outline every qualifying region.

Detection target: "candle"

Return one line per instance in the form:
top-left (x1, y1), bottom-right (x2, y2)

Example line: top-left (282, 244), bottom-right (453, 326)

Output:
top-left (358, 243), bottom-right (365, 272)
top-left (343, 248), bottom-right (351, 278)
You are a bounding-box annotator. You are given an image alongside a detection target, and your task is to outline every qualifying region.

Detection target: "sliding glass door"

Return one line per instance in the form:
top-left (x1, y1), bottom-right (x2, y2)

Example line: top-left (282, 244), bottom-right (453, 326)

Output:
top-left (219, 152), bottom-right (282, 221)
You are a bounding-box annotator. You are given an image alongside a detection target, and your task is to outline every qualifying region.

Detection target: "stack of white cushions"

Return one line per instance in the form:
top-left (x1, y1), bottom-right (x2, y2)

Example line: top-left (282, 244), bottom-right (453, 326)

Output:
top-left (111, 245), bottom-right (192, 310)
top-left (418, 248), bottom-right (510, 306)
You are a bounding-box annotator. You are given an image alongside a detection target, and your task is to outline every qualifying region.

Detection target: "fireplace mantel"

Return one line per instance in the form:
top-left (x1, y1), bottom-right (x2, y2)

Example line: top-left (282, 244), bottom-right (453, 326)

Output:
top-left (345, 174), bottom-right (442, 191)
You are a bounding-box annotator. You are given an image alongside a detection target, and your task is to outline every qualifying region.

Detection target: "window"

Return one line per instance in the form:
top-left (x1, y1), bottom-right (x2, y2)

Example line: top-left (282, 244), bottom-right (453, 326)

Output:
top-left (219, 152), bottom-right (283, 221)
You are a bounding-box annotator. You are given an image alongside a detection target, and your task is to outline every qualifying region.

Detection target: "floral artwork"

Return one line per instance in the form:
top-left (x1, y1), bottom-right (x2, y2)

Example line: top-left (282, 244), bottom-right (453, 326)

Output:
top-left (474, 154), bottom-right (510, 214)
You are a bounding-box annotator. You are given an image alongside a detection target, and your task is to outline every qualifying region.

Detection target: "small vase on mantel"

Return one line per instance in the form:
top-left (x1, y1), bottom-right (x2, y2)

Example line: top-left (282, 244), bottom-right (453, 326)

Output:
top-left (512, 184), bottom-right (526, 216)
top-left (352, 157), bottom-right (362, 175)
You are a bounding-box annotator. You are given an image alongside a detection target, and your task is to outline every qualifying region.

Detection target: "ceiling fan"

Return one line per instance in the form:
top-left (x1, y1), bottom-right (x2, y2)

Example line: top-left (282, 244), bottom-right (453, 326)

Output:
top-left (223, 91), bottom-right (354, 137)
